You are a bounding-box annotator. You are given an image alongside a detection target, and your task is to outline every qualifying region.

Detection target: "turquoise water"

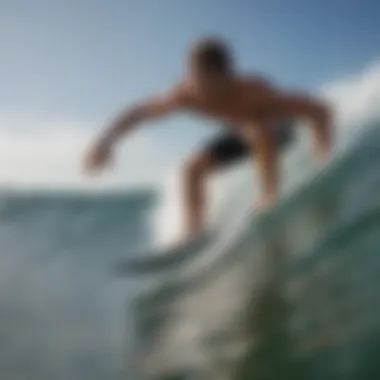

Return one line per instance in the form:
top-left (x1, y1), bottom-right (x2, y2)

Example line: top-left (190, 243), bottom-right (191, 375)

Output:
top-left (0, 190), bottom-right (156, 380)
top-left (0, 122), bottom-right (379, 380)
top-left (130, 123), bottom-right (380, 380)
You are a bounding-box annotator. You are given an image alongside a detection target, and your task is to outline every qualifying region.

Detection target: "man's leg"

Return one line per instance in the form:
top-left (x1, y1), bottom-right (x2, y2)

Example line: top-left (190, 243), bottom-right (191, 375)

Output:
top-left (183, 132), bottom-right (250, 237)
top-left (183, 152), bottom-right (214, 236)
top-left (272, 118), bottom-right (296, 150)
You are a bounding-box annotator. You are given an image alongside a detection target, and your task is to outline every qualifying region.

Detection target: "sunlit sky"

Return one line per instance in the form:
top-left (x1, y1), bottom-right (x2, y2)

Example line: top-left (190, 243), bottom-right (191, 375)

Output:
top-left (1, 0), bottom-right (380, 186)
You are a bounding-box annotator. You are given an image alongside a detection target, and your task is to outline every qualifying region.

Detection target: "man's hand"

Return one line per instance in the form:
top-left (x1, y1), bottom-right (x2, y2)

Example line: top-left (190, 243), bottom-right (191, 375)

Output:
top-left (311, 115), bottom-right (332, 165)
top-left (83, 85), bottom-right (186, 176)
top-left (84, 140), bottom-right (112, 175)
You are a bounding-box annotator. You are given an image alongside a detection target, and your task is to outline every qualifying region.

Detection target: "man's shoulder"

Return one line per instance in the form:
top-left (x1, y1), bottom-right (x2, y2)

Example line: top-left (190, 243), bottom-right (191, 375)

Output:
top-left (238, 72), bottom-right (274, 89)
top-left (166, 81), bottom-right (194, 105)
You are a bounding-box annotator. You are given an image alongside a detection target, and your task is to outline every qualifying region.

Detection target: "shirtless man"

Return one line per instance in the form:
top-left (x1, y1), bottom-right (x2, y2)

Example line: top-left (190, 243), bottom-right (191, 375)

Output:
top-left (84, 37), bottom-right (332, 238)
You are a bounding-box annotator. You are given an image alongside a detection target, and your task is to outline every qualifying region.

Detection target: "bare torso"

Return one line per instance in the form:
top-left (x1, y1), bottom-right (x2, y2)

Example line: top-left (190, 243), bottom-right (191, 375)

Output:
top-left (178, 74), bottom-right (279, 127)
top-left (85, 67), bottom-right (331, 228)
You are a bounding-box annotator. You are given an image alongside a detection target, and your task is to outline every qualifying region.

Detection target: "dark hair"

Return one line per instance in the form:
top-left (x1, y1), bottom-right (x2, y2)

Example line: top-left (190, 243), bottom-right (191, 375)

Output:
top-left (190, 37), bottom-right (233, 74)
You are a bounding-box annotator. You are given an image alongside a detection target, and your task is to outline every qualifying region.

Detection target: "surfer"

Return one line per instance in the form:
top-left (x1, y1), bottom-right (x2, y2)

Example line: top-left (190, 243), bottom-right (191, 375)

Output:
top-left (84, 36), bottom-right (332, 238)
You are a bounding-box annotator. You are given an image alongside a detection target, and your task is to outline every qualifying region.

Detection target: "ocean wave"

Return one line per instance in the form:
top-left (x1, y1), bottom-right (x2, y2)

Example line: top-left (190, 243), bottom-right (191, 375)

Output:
top-left (130, 122), bottom-right (380, 380)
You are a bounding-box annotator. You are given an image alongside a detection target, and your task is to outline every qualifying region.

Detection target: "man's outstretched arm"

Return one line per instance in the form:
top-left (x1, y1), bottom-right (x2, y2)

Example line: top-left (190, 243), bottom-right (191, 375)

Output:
top-left (260, 90), bottom-right (333, 163)
top-left (98, 86), bottom-right (186, 148)
top-left (85, 86), bottom-right (186, 172)
top-left (283, 92), bottom-right (332, 162)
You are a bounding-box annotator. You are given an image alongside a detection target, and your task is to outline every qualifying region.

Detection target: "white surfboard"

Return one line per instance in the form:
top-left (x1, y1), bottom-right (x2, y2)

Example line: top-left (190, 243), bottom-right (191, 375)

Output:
top-left (113, 230), bottom-right (213, 275)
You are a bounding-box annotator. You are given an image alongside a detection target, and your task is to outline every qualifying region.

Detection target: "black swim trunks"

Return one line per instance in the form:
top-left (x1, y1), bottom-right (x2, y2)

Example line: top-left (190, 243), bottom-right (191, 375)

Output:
top-left (205, 119), bottom-right (295, 168)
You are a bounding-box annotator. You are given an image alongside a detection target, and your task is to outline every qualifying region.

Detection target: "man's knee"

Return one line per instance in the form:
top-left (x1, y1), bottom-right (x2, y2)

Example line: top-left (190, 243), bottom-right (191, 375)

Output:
top-left (183, 152), bottom-right (214, 183)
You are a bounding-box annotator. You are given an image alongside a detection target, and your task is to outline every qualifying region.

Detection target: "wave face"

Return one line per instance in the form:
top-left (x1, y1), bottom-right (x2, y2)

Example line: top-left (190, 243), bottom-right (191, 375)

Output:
top-left (0, 190), bottom-right (156, 380)
top-left (130, 122), bottom-right (380, 380)
top-left (1, 122), bottom-right (380, 380)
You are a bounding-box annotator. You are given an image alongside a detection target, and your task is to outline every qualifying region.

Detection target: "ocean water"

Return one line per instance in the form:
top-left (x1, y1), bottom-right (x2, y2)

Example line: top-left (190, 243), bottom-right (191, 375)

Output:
top-left (129, 122), bottom-right (380, 380)
top-left (0, 190), bottom-right (157, 380)
top-left (0, 122), bottom-right (380, 380)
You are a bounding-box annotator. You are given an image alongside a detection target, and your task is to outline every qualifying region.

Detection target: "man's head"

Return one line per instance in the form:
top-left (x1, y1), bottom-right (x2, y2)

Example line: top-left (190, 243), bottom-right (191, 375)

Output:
top-left (187, 37), bottom-right (234, 92)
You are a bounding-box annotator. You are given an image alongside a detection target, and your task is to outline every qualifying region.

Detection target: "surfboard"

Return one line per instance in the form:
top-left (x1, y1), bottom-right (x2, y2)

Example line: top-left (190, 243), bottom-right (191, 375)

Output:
top-left (113, 230), bottom-right (213, 275)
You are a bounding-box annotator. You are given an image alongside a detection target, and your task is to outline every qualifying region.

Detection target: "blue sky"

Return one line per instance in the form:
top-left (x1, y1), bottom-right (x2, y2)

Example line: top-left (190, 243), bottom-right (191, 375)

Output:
top-left (1, 0), bottom-right (379, 120)
top-left (0, 0), bottom-right (380, 186)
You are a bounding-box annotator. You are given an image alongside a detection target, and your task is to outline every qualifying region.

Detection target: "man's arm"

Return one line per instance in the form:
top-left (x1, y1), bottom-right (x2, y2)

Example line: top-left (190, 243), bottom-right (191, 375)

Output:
top-left (260, 90), bottom-right (333, 163)
top-left (284, 92), bottom-right (332, 162)
top-left (84, 85), bottom-right (187, 172)
top-left (98, 85), bottom-right (186, 149)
